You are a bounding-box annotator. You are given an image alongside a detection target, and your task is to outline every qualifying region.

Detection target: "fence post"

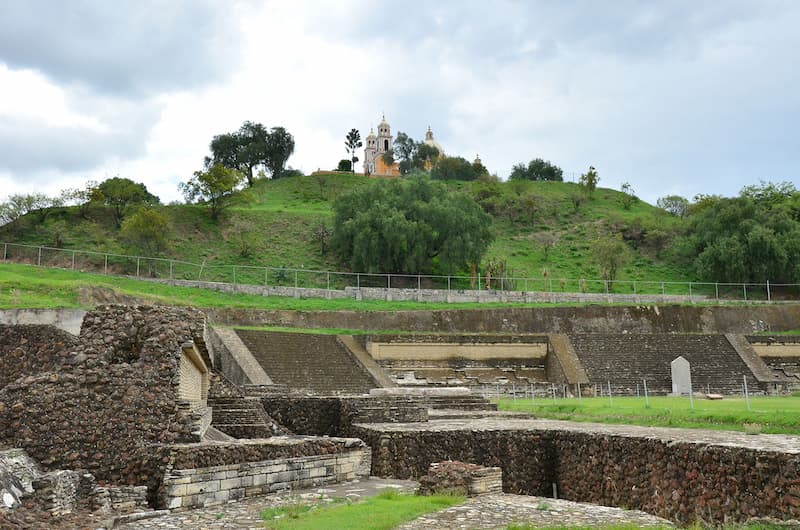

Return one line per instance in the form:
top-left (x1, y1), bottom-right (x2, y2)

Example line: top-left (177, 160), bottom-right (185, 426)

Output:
top-left (233, 266), bottom-right (236, 285)
top-left (37, 246), bottom-right (41, 266)
top-left (767, 280), bottom-right (771, 302)
top-left (743, 283), bottom-right (747, 301)
top-left (447, 276), bottom-right (451, 292)
top-left (417, 275), bottom-right (421, 291)
top-left (104, 254), bottom-right (108, 275)
top-left (327, 272), bottom-right (330, 290)
top-left (689, 281), bottom-right (692, 297)
top-left (136, 257), bottom-right (140, 278)
top-left (477, 272), bottom-right (481, 290)
top-left (169, 260), bottom-right (173, 280)
top-left (715, 283), bottom-right (719, 299)
top-left (294, 270), bottom-right (298, 288)
top-left (387, 274), bottom-right (391, 289)
top-left (357, 273), bottom-right (360, 289)
top-left (265, 268), bottom-right (268, 286)
top-left (633, 281), bottom-right (636, 295)
top-left (2, 243), bottom-right (6, 261)
top-left (71, 251), bottom-right (75, 270)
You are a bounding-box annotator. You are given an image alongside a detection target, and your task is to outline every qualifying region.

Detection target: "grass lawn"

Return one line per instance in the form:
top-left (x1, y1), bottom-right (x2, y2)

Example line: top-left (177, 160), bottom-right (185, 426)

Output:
top-left (496, 396), bottom-right (800, 434)
top-left (260, 490), bottom-right (463, 530)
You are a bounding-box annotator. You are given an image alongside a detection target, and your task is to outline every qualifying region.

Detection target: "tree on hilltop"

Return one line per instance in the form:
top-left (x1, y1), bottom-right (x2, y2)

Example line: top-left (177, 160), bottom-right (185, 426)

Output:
top-left (509, 158), bottom-right (563, 181)
top-left (207, 121), bottom-right (295, 186)
top-left (345, 129), bottom-right (362, 173)
top-left (579, 166), bottom-right (599, 198)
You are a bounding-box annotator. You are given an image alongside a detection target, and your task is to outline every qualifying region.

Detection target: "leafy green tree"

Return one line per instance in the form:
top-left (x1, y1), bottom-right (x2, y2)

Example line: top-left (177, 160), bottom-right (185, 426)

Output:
top-left (393, 132), bottom-right (417, 175)
top-left (657, 195), bottom-right (689, 217)
top-left (413, 143), bottom-right (440, 170)
top-left (179, 164), bottom-right (244, 221)
top-left (344, 129), bottom-right (362, 173)
top-left (620, 182), bottom-right (637, 210)
top-left (332, 176), bottom-right (493, 274)
top-left (430, 156), bottom-right (476, 181)
top-left (509, 158), bottom-right (563, 181)
top-left (0, 192), bottom-right (56, 226)
top-left (207, 122), bottom-right (294, 186)
top-left (592, 236), bottom-right (631, 284)
top-left (120, 207), bottom-right (171, 256)
top-left (337, 159), bottom-right (352, 172)
top-left (579, 166), bottom-right (599, 198)
top-left (264, 126), bottom-right (295, 178)
top-left (96, 177), bottom-right (159, 227)
top-left (686, 184), bottom-right (800, 283)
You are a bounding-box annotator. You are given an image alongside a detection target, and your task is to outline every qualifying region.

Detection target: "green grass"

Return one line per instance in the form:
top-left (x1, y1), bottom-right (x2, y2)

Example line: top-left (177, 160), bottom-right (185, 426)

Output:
top-left (0, 262), bottom-right (594, 310)
top-left (496, 396), bottom-right (800, 434)
top-left (260, 490), bottom-right (464, 530)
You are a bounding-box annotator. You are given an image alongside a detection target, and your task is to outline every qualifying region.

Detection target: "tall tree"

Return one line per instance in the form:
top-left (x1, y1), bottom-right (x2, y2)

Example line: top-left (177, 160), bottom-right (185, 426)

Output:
top-left (344, 129), bottom-right (362, 173)
top-left (264, 126), bottom-right (295, 179)
top-left (96, 177), bottom-right (159, 227)
top-left (207, 122), bottom-right (294, 186)
top-left (579, 166), bottom-right (599, 198)
top-left (179, 164), bottom-right (244, 221)
top-left (393, 132), bottom-right (418, 175)
top-left (332, 175), bottom-right (493, 274)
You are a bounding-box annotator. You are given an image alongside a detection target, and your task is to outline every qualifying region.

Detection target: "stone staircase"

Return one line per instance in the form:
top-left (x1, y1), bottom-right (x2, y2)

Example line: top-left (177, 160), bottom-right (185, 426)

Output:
top-left (235, 331), bottom-right (378, 395)
top-left (421, 395), bottom-right (498, 411)
top-left (568, 334), bottom-right (759, 395)
top-left (207, 373), bottom-right (288, 439)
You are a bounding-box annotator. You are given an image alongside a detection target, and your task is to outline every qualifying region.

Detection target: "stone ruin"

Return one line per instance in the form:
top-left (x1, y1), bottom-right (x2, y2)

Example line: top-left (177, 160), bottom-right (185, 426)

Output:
top-left (0, 306), bottom-right (370, 527)
top-left (1, 304), bottom-right (800, 528)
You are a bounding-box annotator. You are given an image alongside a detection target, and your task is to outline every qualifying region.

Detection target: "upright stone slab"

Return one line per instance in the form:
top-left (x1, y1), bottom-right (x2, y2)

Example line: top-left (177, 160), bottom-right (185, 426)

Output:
top-left (671, 356), bottom-right (692, 395)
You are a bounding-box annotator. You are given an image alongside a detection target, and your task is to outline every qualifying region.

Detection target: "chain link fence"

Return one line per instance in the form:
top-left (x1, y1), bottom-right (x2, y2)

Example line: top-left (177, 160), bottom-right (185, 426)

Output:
top-left (2, 242), bottom-right (798, 302)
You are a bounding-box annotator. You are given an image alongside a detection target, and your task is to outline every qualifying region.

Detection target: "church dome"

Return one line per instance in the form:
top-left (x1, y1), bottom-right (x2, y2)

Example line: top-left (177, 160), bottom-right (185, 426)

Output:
top-left (423, 126), bottom-right (444, 157)
top-left (366, 127), bottom-right (376, 139)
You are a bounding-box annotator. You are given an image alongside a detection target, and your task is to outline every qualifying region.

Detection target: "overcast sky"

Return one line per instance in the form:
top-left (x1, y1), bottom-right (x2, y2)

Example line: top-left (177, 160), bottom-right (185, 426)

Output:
top-left (1, 0), bottom-right (799, 205)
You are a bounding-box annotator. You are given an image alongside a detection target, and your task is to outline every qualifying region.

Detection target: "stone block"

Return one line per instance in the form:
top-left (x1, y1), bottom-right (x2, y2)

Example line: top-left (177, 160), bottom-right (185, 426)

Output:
top-left (167, 496), bottom-right (182, 510)
top-left (252, 473), bottom-right (268, 486)
top-left (220, 478), bottom-right (241, 491)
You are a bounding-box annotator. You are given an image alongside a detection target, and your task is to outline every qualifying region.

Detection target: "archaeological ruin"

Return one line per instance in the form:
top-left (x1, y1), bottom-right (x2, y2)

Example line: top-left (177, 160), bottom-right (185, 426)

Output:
top-left (1, 303), bottom-right (799, 527)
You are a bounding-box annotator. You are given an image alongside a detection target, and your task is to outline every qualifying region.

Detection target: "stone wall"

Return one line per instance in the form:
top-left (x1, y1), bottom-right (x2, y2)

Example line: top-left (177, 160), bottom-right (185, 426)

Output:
top-left (0, 306), bottom-right (207, 494)
top-left (349, 425), bottom-right (800, 526)
top-left (205, 304), bottom-right (800, 334)
top-left (0, 325), bottom-right (81, 389)
top-left (260, 396), bottom-right (428, 437)
top-left (159, 438), bottom-right (371, 510)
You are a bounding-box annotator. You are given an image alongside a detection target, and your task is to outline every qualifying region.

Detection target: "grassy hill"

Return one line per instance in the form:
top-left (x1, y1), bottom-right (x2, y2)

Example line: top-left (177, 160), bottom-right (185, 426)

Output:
top-left (0, 173), bottom-right (691, 284)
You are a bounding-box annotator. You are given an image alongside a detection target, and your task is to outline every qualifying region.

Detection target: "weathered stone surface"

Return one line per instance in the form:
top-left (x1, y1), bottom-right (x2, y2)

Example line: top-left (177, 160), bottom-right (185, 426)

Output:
top-left (0, 306), bottom-right (206, 495)
top-left (351, 417), bottom-right (800, 526)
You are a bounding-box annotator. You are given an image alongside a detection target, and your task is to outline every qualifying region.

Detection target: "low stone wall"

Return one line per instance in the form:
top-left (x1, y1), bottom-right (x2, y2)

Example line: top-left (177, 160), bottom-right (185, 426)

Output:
top-left (159, 437), bottom-right (370, 510)
top-left (349, 423), bottom-right (800, 526)
top-left (261, 396), bottom-right (428, 437)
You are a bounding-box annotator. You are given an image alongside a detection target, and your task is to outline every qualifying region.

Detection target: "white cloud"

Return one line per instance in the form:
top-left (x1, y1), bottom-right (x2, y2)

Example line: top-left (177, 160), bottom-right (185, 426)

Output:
top-left (0, 0), bottom-right (798, 206)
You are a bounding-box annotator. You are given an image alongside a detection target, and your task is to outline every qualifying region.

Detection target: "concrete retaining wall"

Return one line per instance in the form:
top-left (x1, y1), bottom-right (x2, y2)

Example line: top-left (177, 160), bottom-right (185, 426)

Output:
top-left (205, 304), bottom-right (800, 334)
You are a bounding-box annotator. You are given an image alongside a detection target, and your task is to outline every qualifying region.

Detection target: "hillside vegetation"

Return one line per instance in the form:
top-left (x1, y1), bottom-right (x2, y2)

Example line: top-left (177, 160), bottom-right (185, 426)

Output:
top-left (0, 173), bottom-right (691, 284)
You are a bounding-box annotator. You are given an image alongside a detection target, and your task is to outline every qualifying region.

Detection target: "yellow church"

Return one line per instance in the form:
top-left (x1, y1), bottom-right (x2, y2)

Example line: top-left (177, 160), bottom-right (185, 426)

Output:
top-left (363, 115), bottom-right (445, 177)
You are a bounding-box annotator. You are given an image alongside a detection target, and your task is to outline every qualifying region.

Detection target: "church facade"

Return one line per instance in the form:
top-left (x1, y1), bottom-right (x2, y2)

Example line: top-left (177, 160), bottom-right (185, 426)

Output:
top-left (363, 115), bottom-right (444, 177)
